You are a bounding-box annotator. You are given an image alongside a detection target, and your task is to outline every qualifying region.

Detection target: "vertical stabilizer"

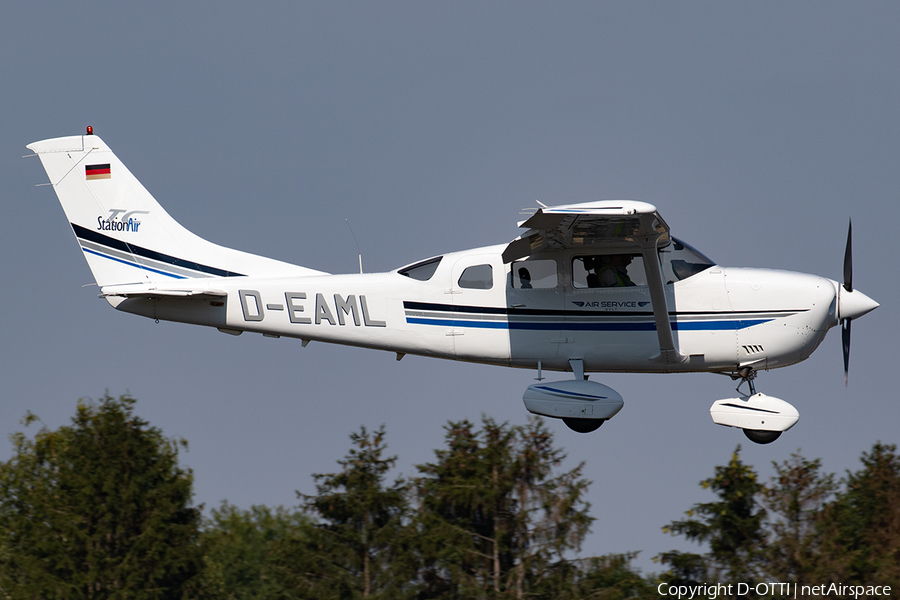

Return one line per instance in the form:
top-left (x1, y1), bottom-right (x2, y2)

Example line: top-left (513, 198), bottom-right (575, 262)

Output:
top-left (27, 133), bottom-right (322, 288)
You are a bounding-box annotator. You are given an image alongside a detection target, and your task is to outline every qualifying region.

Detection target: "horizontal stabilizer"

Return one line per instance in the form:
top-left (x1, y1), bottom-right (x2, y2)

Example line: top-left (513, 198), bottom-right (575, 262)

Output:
top-left (99, 283), bottom-right (227, 299)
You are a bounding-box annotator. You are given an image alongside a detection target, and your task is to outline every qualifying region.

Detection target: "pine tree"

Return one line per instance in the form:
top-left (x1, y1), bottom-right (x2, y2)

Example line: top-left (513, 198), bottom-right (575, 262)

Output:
top-left (511, 418), bottom-right (593, 597)
top-left (414, 416), bottom-right (593, 599)
top-left (198, 502), bottom-right (311, 599)
top-left (271, 425), bottom-right (412, 599)
top-left (660, 446), bottom-right (766, 589)
top-left (815, 443), bottom-right (900, 586)
top-left (413, 418), bottom-right (515, 598)
top-left (759, 452), bottom-right (836, 581)
top-left (0, 394), bottom-right (201, 599)
top-left (545, 553), bottom-right (657, 600)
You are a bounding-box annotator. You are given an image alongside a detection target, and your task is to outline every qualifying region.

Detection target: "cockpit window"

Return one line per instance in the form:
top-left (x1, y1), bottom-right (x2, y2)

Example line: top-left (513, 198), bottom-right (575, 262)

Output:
top-left (398, 256), bottom-right (443, 281)
top-left (572, 255), bottom-right (647, 288)
top-left (659, 238), bottom-right (715, 282)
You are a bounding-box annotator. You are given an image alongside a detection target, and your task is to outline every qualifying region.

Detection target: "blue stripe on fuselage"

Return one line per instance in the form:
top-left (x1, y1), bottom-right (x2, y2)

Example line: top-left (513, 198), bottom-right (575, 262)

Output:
top-left (405, 317), bottom-right (772, 331)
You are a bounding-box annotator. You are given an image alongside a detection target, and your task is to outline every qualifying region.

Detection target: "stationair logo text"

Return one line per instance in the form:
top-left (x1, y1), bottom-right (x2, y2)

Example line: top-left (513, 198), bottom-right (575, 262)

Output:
top-left (97, 209), bottom-right (149, 233)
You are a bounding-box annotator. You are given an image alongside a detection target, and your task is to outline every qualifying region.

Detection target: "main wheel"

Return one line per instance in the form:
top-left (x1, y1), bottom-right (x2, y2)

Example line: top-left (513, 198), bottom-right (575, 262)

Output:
top-left (563, 418), bottom-right (604, 433)
top-left (743, 429), bottom-right (782, 444)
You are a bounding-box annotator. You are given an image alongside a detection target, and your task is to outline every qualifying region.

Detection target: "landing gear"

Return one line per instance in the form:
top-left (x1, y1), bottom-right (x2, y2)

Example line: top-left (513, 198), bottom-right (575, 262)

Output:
top-left (735, 368), bottom-right (781, 443)
top-left (710, 368), bottom-right (799, 444)
top-left (735, 366), bottom-right (757, 396)
top-left (523, 360), bottom-right (624, 434)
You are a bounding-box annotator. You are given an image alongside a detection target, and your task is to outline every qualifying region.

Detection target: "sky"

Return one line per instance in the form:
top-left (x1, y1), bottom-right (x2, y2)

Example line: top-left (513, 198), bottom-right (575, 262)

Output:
top-left (2, 2), bottom-right (898, 574)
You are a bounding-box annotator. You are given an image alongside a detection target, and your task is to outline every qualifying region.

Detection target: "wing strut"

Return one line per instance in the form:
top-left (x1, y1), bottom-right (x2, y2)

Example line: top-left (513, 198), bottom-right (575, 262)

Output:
top-left (636, 213), bottom-right (686, 367)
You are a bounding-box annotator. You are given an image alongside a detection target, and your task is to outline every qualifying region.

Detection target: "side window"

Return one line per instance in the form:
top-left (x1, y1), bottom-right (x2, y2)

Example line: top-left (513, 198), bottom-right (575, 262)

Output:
top-left (458, 264), bottom-right (493, 290)
top-left (572, 255), bottom-right (646, 288)
top-left (511, 259), bottom-right (557, 289)
top-left (398, 256), bottom-right (443, 281)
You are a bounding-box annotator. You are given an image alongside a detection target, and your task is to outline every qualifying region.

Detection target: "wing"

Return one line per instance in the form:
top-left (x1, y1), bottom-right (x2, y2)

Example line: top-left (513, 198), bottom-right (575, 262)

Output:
top-left (504, 200), bottom-right (685, 366)
top-left (502, 200), bottom-right (669, 263)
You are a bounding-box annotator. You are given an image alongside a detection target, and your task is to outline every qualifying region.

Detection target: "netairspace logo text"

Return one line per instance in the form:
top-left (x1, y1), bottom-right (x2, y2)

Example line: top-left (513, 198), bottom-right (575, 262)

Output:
top-left (658, 582), bottom-right (892, 599)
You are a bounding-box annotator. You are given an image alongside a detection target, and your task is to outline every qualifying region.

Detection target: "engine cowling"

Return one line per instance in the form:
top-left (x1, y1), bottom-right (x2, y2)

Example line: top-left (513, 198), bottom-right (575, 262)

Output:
top-left (523, 380), bottom-right (624, 432)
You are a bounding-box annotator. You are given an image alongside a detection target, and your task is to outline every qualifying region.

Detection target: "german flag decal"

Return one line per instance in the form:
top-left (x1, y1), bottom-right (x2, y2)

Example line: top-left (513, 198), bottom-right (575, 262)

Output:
top-left (85, 163), bottom-right (111, 180)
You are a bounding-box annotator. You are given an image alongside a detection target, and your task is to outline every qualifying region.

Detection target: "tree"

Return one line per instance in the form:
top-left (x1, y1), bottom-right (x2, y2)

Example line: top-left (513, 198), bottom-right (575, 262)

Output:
top-left (271, 425), bottom-right (413, 599)
top-left (198, 502), bottom-right (311, 599)
top-left (759, 452), bottom-right (836, 581)
top-left (511, 417), bottom-right (594, 597)
top-left (660, 446), bottom-right (766, 588)
top-left (654, 549), bottom-right (709, 589)
top-left (545, 553), bottom-right (658, 600)
top-left (814, 443), bottom-right (900, 586)
top-left (0, 394), bottom-right (201, 599)
top-left (413, 417), bottom-right (514, 598)
top-left (414, 416), bottom-right (593, 599)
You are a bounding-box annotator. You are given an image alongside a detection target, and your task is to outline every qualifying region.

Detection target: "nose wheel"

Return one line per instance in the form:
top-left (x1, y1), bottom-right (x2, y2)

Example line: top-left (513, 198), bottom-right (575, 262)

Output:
top-left (719, 367), bottom-right (785, 445)
top-left (743, 428), bottom-right (782, 444)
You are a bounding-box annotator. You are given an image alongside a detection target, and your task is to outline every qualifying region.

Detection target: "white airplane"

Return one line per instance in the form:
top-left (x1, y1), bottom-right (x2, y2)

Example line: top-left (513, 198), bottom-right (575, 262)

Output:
top-left (28, 129), bottom-right (879, 444)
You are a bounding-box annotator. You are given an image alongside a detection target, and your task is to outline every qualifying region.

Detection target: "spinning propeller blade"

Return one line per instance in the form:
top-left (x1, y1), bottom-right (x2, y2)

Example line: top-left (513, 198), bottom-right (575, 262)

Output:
top-left (842, 219), bottom-right (852, 385)
top-left (842, 318), bottom-right (851, 386)
top-left (843, 219), bottom-right (853, 293)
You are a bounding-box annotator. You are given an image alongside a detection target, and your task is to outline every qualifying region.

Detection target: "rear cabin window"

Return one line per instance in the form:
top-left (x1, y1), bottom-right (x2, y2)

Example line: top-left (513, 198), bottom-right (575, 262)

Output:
top-left (398, 256), bottom-right (443, 281)
top-left (458, 264), bottom-right (493, 290)
top-left (572, 255), bottom-right (647, 288)
top-left (511, 259), bottom-right (558, 289)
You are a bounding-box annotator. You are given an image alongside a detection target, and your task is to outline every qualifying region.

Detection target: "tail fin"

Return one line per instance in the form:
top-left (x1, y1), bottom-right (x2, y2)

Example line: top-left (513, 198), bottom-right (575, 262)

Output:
top-left (27, 133), bottom-right (322, 288)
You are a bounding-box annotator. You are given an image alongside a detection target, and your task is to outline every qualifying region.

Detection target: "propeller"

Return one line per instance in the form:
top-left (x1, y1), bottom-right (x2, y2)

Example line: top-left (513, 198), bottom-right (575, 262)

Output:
top-left (842, 316), bottom-right (851, 385)
top-left (842, 219), bottom-right (852, 385)
top-left (843, 219), bottom-right (853, 293)
top-left (836, 218), bottom-right (879, 385)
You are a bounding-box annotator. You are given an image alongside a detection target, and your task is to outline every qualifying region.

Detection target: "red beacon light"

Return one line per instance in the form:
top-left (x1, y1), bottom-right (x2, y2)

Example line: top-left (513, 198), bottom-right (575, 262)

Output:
top-left (86, 125), bottom-right (94, 135)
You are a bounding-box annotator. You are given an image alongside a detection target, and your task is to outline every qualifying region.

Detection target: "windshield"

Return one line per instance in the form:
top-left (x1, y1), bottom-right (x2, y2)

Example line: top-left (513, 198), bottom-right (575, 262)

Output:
top-left (659, 238), bottom-right (715, 282)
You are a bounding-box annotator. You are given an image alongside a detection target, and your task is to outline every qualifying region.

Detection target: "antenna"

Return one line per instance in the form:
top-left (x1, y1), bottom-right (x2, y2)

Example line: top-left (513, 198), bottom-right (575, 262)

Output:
top-left (345, 219), bottom-right (363, 274)
top-left (520, 199), bottom-right (547, 216)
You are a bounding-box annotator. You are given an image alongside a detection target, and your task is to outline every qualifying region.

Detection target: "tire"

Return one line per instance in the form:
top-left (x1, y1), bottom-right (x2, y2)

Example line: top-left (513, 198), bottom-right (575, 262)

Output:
top-left (743, 429), bottom-right (782, 444)
top-left (562, 418), bottom-right (604, 434)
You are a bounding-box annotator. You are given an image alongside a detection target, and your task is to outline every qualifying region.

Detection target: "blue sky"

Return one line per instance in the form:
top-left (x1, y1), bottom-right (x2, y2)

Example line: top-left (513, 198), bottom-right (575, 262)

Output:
top-left (3, 2), bottom-right (898, 571)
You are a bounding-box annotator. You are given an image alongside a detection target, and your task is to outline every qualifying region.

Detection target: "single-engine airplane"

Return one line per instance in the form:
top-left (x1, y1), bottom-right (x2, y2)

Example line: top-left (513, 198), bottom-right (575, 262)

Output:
top-left (28, 129), bottom-right (879, 444)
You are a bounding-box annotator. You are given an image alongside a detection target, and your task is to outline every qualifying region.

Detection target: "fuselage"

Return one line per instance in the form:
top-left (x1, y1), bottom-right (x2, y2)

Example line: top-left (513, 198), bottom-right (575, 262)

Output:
top-left (109, 241), bottom-right (841, 375)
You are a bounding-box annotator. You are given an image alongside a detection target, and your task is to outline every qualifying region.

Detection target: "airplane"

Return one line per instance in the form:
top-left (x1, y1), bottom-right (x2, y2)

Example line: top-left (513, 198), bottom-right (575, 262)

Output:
top-left (27, 128), bottom-right (879, 444)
